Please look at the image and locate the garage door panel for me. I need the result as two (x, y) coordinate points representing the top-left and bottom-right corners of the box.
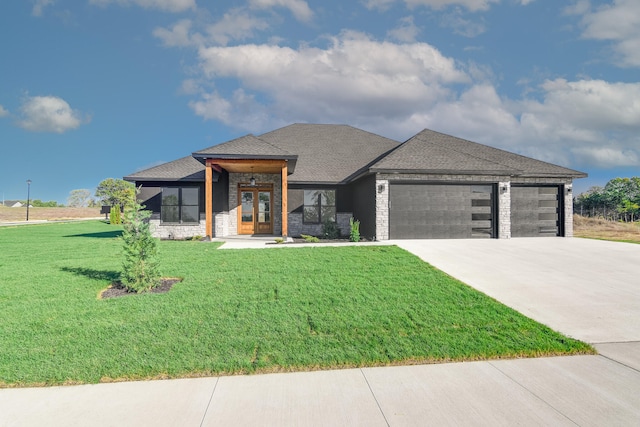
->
(389, 184), (495, 239)
(511, 186), (561, 237)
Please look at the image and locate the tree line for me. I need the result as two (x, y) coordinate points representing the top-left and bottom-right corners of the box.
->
(574, 177), (640, 222)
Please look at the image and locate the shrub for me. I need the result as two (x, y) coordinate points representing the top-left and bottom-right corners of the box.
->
(109, 206), (122, 225)
(121, 200), (160, 293)
(300, 234), (320, 243)
(322, 220), (340, 239)
(349, 217), (361, 242)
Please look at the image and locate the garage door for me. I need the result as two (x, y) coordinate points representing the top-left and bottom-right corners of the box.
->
(511, 186), (561, 237)
(389, 184), (495, 239)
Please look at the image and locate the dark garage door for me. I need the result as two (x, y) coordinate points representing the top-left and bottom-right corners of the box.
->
(511, 186), (561, 237)
(389, 184), (495, 239)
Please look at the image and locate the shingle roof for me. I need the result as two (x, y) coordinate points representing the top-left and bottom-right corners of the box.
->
(125, 125), (586, 184)
(258, 124), (401, 183)
(372, 129), (587, 178)
(124, 156), (206, 182)
(192, 134), (297, 160)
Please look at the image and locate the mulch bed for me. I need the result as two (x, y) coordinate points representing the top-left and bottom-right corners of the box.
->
(100, 278), (182, 299)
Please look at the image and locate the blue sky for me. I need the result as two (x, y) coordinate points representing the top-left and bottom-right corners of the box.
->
(1, 0), (638, 204)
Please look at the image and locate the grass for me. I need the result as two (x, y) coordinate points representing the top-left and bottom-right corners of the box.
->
(574, 215), (640, 244)
(0, 221), (593, 387)
(0, 206), (101, 222)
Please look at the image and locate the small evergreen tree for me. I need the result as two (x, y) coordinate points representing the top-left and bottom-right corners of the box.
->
(109, 206), (122, 225)
(121, 200), (160, 293)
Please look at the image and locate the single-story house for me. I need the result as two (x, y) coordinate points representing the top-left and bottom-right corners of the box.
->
(1, 201), (24, 208)
(125, 124), (586, 240)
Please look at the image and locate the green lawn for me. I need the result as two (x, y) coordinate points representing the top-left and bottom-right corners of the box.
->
(0, 221), (593, 387)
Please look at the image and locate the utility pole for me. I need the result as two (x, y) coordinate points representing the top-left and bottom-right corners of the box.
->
(26, 179), (32, 221)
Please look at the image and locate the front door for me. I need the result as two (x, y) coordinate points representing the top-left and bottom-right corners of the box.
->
(238, 187), (273, 235)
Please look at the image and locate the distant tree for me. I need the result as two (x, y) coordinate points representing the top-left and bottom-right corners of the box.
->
(95, 178), (135, 209)
(29, 200), (60, 207)
(575, 177), (640, 222)
(67, 189), (95, 208)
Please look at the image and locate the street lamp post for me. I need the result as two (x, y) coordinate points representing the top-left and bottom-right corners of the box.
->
(26, 179), (32, 221)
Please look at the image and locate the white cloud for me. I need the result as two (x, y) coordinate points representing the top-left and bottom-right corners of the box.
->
(387, 16), (420, 42)
(89, 0), (196, 13)
(206, 9), (270, 46)
(249, 0), (313, 22)
(0, 105), (9, 117)
(154, 11), (269, 48)
(577, 0), (640, 67)
(440, 7), (486, 37)
(153, 19), (196, 47)
(191, 31), (469, 131)
(18, 96), (88, 133)
(32, 0), (54, 17)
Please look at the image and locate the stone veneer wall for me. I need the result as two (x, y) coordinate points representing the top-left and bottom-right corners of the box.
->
(149, 213), (207, 239)
(228, 172), (282, 236)
(564, 183), (574, 237)
(498, 181), (511, 239)
(288, 212), (352, 237)
(375, 179), (389, 241)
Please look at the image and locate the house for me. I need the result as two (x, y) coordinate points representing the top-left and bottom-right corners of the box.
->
(1, 200), (24, 208)
(125, 124), (586, 240)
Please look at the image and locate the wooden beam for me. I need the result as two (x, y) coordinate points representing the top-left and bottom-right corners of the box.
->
(205, 163), (213, 238)
(281, 162), (288, 237)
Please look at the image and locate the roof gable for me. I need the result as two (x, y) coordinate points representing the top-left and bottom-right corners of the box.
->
(258, 124), (401, 183)
(192, 134), (296, 159)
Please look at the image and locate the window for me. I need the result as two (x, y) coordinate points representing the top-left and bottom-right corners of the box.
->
(304, 189), (336, 223)
(161, 187), (199, 224)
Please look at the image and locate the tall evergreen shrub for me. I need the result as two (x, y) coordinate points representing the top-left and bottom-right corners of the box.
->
(109, 206), (122, 225)
(121, 201), (160, 293)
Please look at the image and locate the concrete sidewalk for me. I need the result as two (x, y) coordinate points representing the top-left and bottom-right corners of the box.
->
(2, 237), (639, 426)
(1, 350), (639, 426)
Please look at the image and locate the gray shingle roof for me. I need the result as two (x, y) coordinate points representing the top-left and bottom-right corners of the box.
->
(372, 129), (587, 178)
(192, 134), (297, 159)
(125, 125), (586, 184)
(258, 124), (401, 183)
(124, 156), (206, 182)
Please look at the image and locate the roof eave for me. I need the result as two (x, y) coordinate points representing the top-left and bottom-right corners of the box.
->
(369, 168), (518, 176)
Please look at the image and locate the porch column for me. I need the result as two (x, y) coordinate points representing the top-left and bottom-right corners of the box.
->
(281, 162), (288, 236)
(205, 161), (213, 239)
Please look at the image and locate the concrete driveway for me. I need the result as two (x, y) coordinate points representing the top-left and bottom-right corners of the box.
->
(393, 237), (640, 345)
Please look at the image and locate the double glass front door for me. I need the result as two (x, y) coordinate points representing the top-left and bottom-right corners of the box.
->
(239, 187), (272, 234)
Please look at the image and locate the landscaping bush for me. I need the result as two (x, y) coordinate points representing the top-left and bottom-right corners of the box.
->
(121, 201), (160, 293)
(349, 217), (361, 242)
(109, 206), (122, 225)
(322, 220), (341, 239)
(300, 234), (320, 243)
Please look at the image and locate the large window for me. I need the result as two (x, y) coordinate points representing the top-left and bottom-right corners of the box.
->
(304, 189), (336, 223)
(161, 187), (199, 224)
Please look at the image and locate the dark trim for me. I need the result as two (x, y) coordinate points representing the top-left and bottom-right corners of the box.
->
(371, 168), (517, 176)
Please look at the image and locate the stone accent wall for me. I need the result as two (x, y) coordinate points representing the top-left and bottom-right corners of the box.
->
(498, 181), (511, 239)
(228, 172), (282, 236)
(564, 183), (574, 237)
(149, 213), (207, 240)
(214, 212), (229, 237)
(375, 179), (389, 240)
(288, 212), (352, 237)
